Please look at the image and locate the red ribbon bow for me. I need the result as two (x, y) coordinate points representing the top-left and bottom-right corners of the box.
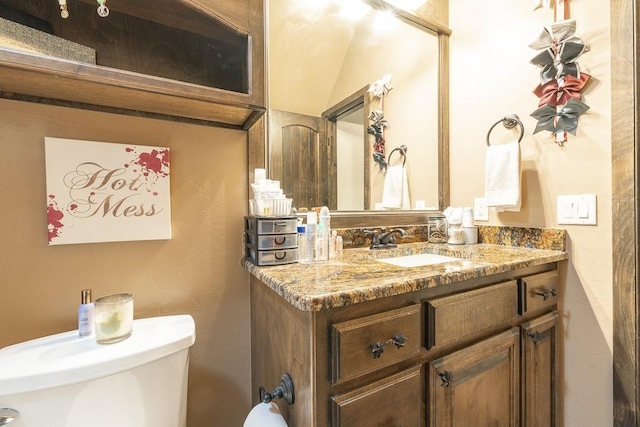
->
(533, 73), (591, 107)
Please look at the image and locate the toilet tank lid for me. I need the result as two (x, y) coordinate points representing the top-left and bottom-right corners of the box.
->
(0, 315), (196, 396)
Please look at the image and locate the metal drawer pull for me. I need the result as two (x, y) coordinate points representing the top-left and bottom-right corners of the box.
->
(439, 370), (452, 387)
(370, 334), (407, 359)
(0, 408), (19, 426)
(534, 288), (558, 301)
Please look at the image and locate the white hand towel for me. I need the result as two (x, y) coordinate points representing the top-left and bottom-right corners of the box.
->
(244, 402), (288, 427)
(484, 140), (521, 212)
(382, 165), (410, 210)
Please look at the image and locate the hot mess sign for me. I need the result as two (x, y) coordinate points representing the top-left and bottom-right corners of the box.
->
(45, 137), (171, 245)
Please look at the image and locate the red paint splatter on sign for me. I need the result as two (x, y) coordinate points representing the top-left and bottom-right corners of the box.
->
(134, 149), (170, 177)
(47, 197), (64, 243)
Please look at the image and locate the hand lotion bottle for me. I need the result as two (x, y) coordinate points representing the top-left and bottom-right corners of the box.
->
(78, 288), (94, 337)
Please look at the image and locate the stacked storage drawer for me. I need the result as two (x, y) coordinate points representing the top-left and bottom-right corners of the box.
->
(245, 216), (298, 265)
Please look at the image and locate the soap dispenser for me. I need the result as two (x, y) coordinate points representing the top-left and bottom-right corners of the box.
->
(78, 289), (94, 337)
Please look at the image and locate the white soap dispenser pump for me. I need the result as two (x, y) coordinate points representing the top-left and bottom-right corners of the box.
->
(78, 288), (94, 337)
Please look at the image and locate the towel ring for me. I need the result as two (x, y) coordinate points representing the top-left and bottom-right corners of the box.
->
(387, 145), (407, 168)
(486, 114), (524, 146)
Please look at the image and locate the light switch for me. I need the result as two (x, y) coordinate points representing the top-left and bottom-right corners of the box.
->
(577, 197), (589, 218)
(557, 194), (597, 225)
(561, 199), (575, 218)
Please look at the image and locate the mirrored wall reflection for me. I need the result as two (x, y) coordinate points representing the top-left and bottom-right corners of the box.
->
(268, 0), (440, 212)
(336, 106), (365, 211)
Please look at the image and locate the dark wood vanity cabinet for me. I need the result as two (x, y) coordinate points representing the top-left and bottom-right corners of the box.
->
(250, 263), (561, 427)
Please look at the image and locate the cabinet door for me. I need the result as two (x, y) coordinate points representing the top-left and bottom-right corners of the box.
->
(331, 365), (422, 427)
(428, 328), (520, 426)
(521, 311), (559, 427)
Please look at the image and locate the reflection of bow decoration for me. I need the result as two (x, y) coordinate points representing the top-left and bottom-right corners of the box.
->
(533, 73), (590, 107)
(531, 98), (589, 135)
(368, 74), (393, 98)
(368, 74), (393, 172)
(368, 110), (389, 172)
(367, 110), (389, 138)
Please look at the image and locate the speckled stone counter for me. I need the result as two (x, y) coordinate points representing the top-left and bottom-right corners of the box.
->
(243, 241), (568, 312)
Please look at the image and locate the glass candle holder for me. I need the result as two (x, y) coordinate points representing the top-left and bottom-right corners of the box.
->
(94, 293), (134, 344)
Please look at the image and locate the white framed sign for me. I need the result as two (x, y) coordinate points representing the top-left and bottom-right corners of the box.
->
(45, 137), (172, 245)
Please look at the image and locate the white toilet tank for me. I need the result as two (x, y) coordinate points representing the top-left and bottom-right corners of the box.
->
(0, 315), (196, 427)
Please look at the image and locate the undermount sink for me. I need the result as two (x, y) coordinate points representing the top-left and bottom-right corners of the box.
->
(377, 253), (464, 268)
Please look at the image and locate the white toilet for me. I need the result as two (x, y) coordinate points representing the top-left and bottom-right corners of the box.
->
(0, 315), (195, 427)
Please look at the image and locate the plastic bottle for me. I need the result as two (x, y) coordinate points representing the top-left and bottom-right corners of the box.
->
(315, 206), (329, 261)
(306, 212), (317, 261)
(297, 225), (307, 263)
(330, 230), (338, 258)
(78, 289), (94, 337)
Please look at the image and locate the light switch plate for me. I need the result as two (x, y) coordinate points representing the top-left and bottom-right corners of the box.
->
(557, 194), (597, 225)
(474, 198), (489, 221)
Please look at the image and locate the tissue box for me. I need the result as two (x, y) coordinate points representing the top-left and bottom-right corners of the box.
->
(249, 198), (292, 217)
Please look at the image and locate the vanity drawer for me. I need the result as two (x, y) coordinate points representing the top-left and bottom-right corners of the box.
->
(246, 233), (298, 250)
(425, 280), (518, 350)
(331, 365), (422, 427)
(331, 304), (421, 384)
(245, 247), (298, 266)
(517, 271), (559, 314)
(245, 216), (298, 235)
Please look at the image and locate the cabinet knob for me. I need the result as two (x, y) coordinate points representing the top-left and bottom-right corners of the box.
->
(370, 334), (407, 359)
(438, 370), (452, 387)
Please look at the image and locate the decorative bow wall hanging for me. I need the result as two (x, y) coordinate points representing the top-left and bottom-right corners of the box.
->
(531, 98), (589, 135)
(529, 0), (591, 146)
(367, 74), (393, 172)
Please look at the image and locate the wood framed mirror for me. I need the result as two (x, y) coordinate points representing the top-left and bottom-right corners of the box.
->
(249, 0), (450, 227)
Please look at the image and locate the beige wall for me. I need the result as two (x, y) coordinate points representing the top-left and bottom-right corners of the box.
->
(0, 99), (251, 427)
(449, 1), (612, 425)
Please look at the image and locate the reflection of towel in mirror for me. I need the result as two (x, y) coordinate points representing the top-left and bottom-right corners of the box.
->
(484, 140), (521, 212)
(382, 165), (410, 210)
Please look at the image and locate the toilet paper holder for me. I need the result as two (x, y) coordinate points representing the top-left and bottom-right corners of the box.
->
(259, 374), (295, 405)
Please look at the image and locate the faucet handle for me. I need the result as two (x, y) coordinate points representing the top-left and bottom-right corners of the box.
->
(364, 229), (381, 249)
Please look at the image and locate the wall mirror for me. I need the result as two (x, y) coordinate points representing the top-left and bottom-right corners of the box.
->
(264, 0), (450, 227)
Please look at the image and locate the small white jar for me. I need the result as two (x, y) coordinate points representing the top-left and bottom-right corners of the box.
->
(448, 222), (465, 245)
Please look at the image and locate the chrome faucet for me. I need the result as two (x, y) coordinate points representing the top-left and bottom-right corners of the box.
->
(367, 228), (408, 249)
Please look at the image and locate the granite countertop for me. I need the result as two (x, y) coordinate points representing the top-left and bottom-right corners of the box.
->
(243, 242), (568, 312)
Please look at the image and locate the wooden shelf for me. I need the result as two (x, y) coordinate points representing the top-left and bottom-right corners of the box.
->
(0, 0), (266, 130)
